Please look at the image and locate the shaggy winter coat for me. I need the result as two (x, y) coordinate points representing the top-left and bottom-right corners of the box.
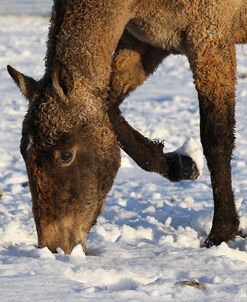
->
(8, 0), (247, 253)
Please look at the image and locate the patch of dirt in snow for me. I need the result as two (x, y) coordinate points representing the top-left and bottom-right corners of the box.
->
(176, 279), (207, 290)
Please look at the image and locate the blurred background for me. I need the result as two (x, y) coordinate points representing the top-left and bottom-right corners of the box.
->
(0, 0), (52, 16)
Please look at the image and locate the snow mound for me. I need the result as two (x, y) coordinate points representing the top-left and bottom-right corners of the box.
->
(70, 244), (86, 258)
(119, 225), (153, 244)
(211, 242), (247, 264)
(34, 247), (55, 259)
(176, 138), (204, 176)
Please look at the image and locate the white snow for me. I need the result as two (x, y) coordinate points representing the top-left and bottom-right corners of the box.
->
(1, 16), (247, 302)
(176, 137), (204, 176)
(70, 244), (86, 259)
(119, 225), (153, 244)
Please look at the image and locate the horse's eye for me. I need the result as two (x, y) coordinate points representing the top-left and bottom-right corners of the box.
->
(55, 150), (75, 166)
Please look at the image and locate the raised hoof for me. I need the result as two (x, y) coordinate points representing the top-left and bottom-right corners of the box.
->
(166, 152), (200, 182)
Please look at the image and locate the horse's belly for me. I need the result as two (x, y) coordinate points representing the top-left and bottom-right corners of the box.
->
(126, 19), (182, 51)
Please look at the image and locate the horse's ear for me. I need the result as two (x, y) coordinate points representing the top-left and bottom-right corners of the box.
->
(52, 61), (73, 104)
(7, 65), (37, 100)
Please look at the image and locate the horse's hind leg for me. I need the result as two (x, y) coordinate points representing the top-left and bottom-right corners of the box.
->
(187, 39), (239, 246)
(108, 30), (199, 181)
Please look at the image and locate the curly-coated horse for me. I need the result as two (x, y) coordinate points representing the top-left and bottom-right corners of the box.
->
(8, 0), (246, 253)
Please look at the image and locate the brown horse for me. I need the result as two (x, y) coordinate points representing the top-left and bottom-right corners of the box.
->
(8, 0), (246, 253)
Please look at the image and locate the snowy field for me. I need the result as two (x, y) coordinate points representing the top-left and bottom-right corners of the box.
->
(1, 16), (247, 301)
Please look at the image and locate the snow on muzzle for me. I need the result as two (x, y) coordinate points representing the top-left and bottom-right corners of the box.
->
(37, 216), (87, 255)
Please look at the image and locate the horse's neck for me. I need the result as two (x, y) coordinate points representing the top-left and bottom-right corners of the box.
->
(45, 0), (130, 91)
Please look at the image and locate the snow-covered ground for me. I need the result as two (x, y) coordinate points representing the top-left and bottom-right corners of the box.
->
(1, 16), (247, 301)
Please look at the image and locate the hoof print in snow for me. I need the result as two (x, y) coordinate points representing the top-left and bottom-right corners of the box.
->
(176, 280), (207, 290)
(0, 190), (3, 198)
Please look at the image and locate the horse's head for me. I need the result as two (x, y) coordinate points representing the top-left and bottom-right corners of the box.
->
(8, 64), (120, 254)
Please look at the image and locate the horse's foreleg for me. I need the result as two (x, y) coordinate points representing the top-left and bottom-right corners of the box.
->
(188, 41), (239, 247)
(108, 30), (199, 181)
(109, 30), (166, 107)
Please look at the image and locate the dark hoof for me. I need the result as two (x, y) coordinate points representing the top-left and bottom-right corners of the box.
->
(165, 152), (200, 182)
(201, 236), (224, 248)
(201, 226), (239, 248)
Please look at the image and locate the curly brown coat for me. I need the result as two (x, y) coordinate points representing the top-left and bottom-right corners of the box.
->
(8, 0), (247, 253)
